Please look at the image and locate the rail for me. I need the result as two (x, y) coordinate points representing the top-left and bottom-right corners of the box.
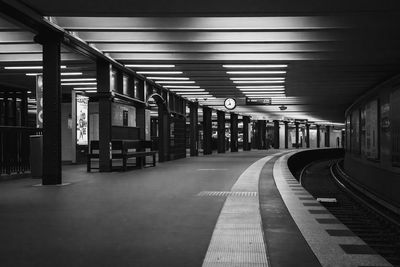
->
(0, 126), (42, 175)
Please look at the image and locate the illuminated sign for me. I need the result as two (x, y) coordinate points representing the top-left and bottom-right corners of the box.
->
(76, 95), (89, 145)
(36, 75), (43, 128)
(245, 98), (271, 105)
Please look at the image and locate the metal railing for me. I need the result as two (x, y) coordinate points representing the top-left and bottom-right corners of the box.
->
(0, 126), (42, 175)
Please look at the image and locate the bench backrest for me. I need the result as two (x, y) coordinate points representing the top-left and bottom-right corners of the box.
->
(89, 140), (153, 153)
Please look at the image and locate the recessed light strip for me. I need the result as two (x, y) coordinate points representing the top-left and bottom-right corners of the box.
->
(169, 89), (205, 92)
(227, 71), (286, 74)
(137, 71), (182, 74)
(223, 64), (287, 68)
(164, 85), (200, 89)
(233, 81), (285, 84)
(230, 77), (285, 81)
(156, 81), (195, 84)
(61, 78), (96, 82)
(5, 65), (67, 70)
(148, 77), (189, 80)
(74, 87), (97, 90)
(26, 72), (83, 76)
(237, 85), (285, 89)
(61, 82), (97, 86)
(176, 92), (211, 95)
(125, 64), (175, 68)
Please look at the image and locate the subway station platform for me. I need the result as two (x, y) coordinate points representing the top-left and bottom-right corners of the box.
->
(0, 150), (391, 267)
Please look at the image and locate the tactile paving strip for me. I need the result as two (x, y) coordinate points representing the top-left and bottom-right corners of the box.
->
(202, 153), (286, 267)
(197, 191), (258, 197)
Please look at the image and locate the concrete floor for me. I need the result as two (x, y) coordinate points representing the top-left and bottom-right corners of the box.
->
(0, 150), (277, 267)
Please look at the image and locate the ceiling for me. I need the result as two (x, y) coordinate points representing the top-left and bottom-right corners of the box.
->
(2, 0), (400, 124)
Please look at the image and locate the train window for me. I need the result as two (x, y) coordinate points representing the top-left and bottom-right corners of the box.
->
(364, 100), (379, 160)
(345, 115), (351, 151)
(390, 89), (400, 167)
(351, 109), (361, 155)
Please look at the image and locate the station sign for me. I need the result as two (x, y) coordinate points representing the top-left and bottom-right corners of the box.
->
(245, 97), (271, 105)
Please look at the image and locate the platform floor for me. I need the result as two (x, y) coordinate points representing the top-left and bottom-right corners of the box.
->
(0, 150), (390, 267)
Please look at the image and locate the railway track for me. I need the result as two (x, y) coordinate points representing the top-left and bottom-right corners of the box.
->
(300, 159), (400, 267)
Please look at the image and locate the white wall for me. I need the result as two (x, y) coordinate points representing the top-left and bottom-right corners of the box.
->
(330, 130), (342, 148)
(309, 129), (317, 148)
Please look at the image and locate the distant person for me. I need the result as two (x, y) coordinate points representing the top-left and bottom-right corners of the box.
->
(336, 137), (340, 147)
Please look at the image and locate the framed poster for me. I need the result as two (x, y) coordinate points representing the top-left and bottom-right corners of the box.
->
(76, 95), (89, 145)
(36, 75), (43, 128)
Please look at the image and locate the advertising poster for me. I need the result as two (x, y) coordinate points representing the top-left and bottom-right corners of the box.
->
(36, 75), (43, 128)
(76, 95), (89, 145)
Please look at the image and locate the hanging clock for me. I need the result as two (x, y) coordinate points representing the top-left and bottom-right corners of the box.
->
(224, 98), (236, 110)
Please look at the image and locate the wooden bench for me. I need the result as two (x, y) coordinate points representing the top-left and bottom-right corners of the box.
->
(87, 140), (157, 172)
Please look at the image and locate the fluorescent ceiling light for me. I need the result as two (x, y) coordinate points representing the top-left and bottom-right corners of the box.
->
(223, 64), (288, 68)
(169, 89), (205, 92)
(148, 77), (189, 80)
(26, 72), (83, 76)
(187, 96), (216, 99)
(137, 71), (182, 74)
(164, 85), (200, 89)
(125, 64), (175, 68)
(233, 81), (285, 84)
(156, 81), (195, 84)
(5, 65), (66, 70)
(75, 90), (97, 93)
(61, 72), (83, 76)
(241, 91), (285, 94)
(61, 82), (97, 86)
(245, 94), (286, 97)
(74, 87), (97, 90)
(227, 71), (286, 74)
(61, 78), (96, 82)
(245, 91), (286, 94)
(237, 85), (285, 89)
(176, 92), (211, 95)
(230, 77), (285, 81)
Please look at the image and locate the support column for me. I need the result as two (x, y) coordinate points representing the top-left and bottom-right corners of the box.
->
(203, 107), (212, 155)
(37, 34), (62, 184)
(256, 120), (266, 149)
(217, 110), (225, 153)
(306, 123), (310, 148)
(243, 116), (251, 151)
(295, 122), (299, 148)
(273, 120), (280, 149)
(255, 121), (261, 149)
(284, 121), (289, 149)
(97, 59), (113, 172)
(230, 113), (238, 152)
(158, 104), (170, 162)
(189, 102), (199, 156)
(21, 91), (28, 126)
(316, 125), (321, 148)
(325, 125), (331, 147)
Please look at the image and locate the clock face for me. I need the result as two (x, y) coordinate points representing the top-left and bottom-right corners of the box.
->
(224, 98), (236, 110)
